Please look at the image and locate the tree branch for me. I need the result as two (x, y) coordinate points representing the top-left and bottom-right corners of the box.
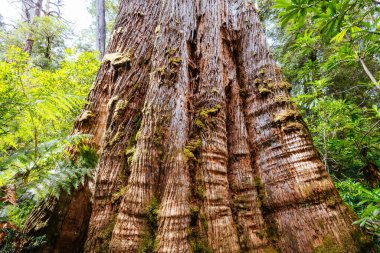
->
(359, 57), (380, 91)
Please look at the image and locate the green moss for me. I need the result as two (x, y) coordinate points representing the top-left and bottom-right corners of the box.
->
(188, 231), (213, 253)
(138, 197), (160, 253)
(254, 78), (262, 85)
(282, 122), (304, 133)
(184, 139), (202, 160)
(352, 229), (373, 251)
(266, 225), (278, 244)
(111, 187), (127, 203)
(133, 82), (141, 89)
(107, 96), (119, 110)
(156, 65), (167, 75)
(156, 56), (182, 87)
(115, 99), (126, 112)
(190, 205), (200, 227)
(166, 48), (177, 56)
(145, 197), (159, 230)
(312, 236), (345, 253)
(254, 176), (266, 206)
(274, 95), (290, 103)
(258, 85), (271, 95)
(259, 68), (266, 75)
(99, 215), (117, 253)
(239, 88), (249, 98)
(153, 129), (163, 146)
(277, 81), (292, 90)
(138, 231), (159, 253)
(198, 213), (207, 232)
(256, 230), (266, 239)
(196, 182), (205, 200)
(168, 57), (182, 66)
(103, 51), (133, 67)
(188, 217), (213, 253)
(184, 147), (196, 160)
(122, 113), (142, 171)
(263, 246), (278, 253)
(135, 130), (142, 140)
(274, 109), (300, 123)
(188, 206), (212, 253)
(199, 104), (222, 119)
(264, 78), (273, 83)
(268, 81), (292, 90)
(125, 147), (135, 160)
(113, 99), (127, 118)
(110, 131), (123, 146)
(194, 118), (205, 129)
(79, 110), (94, 123)
(326, 195), (339, 208)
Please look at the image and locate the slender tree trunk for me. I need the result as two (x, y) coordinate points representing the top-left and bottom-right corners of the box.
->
(96, 0), (106, 59)
(22, 0), (44, 55)
(25, 1), (373, 252)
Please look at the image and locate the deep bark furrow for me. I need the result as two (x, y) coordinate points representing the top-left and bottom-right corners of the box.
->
(193, 3), (241, 252)
(84, 1), (161, 251)
(225, 73), (269, 252)
(111, 1), (198, 251)
(237, 4), (362, 252)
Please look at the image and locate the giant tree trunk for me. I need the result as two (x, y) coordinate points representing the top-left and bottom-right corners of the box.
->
(24, 1), (372, 252)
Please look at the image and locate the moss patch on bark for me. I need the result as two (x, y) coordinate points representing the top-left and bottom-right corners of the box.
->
(99, 215), (117, 253)
(78, 110), (94, 123)
(138, 197), (160, 253)
(103, 51), (134, 68)
(274, 109), (300, 123)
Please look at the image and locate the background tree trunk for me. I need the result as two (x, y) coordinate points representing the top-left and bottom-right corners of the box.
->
(96, 0), (106, 59)
(25, 1), (373, 252)
(22, 0), (44, 55)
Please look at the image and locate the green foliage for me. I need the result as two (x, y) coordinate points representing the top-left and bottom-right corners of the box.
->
(0, 227), (47, 253)
(336, 179), (380, 238)
(85, 0), (120, 48)
(0, 16), (70, 67)
(297, 96), (380, 175)
(0, 46), (99, 228)
(256, 0), (380, 177)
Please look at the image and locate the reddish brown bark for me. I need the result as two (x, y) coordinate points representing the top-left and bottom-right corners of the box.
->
(24, 1), (373, 253)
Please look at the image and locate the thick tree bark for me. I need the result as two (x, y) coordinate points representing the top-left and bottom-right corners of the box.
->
(96, 0), (106, 58)
(25, 1), (373, 252)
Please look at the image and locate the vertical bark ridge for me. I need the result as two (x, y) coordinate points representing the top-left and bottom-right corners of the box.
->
(110, 1), (197, 251)
(84, 1), (161, 251)
(224, 35), (270, 252)
(193, 1), (240, 251)
(154, 1), (197, 252)
(237, 3), (363, 252)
